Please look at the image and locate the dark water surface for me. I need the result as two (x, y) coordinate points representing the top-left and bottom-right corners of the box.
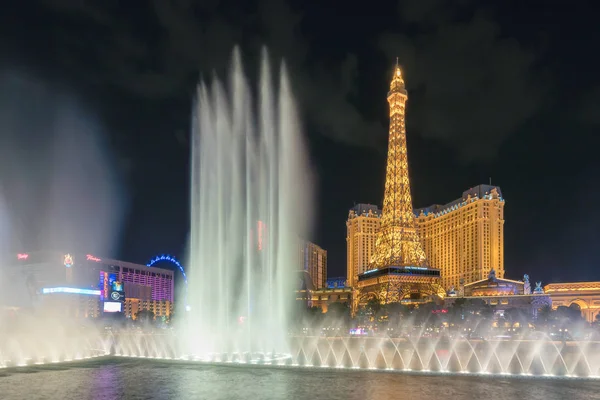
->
(1, 358), (598, 400)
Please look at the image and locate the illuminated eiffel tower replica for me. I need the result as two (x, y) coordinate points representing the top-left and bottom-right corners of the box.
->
(356, 61), (445, 309)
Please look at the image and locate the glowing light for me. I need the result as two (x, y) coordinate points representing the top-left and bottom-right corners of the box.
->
(103, 301), (122, 312)
(86, 254), (101, 262)
(64, 254), (73, 268)
(17, 253), (29, 260)
(147, 254), (187, 282)
(257, 220), (265, 251)
(147, 254), (188, 307)
(42, 287), (101, 296)
(359, 60), (444, 305)
(371, 62), (427, 270)
(103, 272), (109, 299)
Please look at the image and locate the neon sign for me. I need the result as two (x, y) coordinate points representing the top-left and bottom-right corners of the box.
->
(103, 272), (109, 299)
(147, 254), (187, 283)
(257, 220), (265, 251)
(42, 287), (101, 296)
(64, 254), (73, 268)
(86, 254), (101, 262)
(17, 253), (29, 260)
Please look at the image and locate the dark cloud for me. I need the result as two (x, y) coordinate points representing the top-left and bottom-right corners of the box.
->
(577, 86), (600, 126)
(379, 2), (550, 160)
(2, 1), (584, 161)
(5, 0), (383, 150)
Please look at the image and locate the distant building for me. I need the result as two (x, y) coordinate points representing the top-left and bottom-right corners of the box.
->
(354, 63), (445, 311)
(326, 277), (347, 289)
(347, 186), (505, 293)
(299, 241), (327, 289)
(38, 289), (102, 319)
(346, 204), (381, 288)
(296, 271), (352, 313)
(415, 184), (505, 290)
(544, 281), (600, 323)
(6, 251), (174, 320)
(445, 271), (551, 318)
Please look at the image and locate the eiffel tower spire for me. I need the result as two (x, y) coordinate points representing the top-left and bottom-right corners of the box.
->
(370, 62), (427, 269)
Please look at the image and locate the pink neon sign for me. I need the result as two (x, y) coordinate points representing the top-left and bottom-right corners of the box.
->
(17, 253), (29, 260)
(86, 254), (101, 262)
(257, 221), (265, 251)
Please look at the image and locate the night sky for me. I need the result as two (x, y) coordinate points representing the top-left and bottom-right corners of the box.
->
(1, 1), (599, 283)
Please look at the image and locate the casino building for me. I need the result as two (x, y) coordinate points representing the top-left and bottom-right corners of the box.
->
(415, 185), (505, 291)
(347, 186), (506, 294)
(5, 252), (174, 320)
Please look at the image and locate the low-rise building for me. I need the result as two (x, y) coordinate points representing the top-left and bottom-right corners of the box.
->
(544, 281), (600, 323)
(296, 271), (353, 313)
(444, 270), (551, 318)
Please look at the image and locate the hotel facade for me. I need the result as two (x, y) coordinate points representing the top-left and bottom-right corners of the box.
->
(544, 281), (600, 323)
(296, 239), (328, 290)
(346, 204), (381, 288)
(5, 251), (174, 320)
(415, 184), (505, 290)
(346, 185), (505, 292)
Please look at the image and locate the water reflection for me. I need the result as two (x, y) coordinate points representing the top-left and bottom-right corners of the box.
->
(1, 359), (599, 400)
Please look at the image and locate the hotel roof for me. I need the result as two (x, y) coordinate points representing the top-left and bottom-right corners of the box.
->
(349, 203), (381, 216)
(350, 185), (504, 219)
(414, 184), (504, 217)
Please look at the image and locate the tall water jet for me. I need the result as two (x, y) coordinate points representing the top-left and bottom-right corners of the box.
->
(185, 47), (313, 358)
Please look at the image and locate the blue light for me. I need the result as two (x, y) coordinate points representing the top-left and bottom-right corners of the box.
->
(364, 269), (378, 274)
(147, 254), (187, 281)
(405, 266), (428, 271)
(42, 287), (101, 296)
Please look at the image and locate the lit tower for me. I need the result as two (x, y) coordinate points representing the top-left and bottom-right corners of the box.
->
(370, 60), (426, 269)
(355, 61), (443, 311)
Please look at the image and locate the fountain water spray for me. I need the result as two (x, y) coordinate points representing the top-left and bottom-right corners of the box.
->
(0, 71), (124, 367)
(184, 47), (313, 360)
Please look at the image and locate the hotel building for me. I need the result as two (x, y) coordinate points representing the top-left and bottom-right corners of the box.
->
(346, 185), (505, 292)
(415, 184), (505, 290)
(299, 240), (327, 289)
(6, 252), (174, 320)
(346, 204), (381, 288)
